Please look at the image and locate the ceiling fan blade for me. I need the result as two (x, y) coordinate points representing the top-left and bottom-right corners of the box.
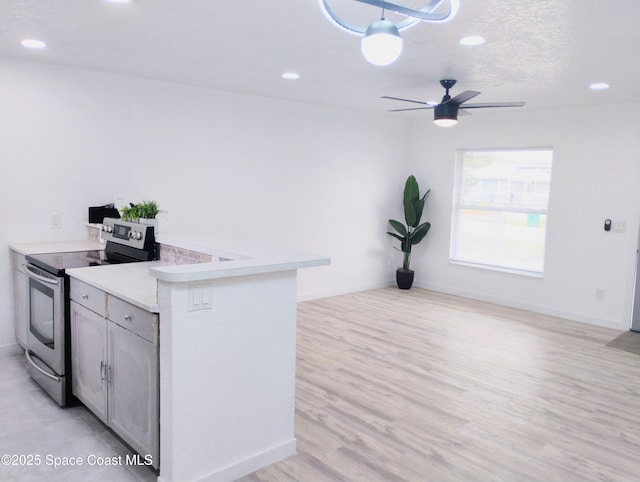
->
(381, 96), (431, 106)
(388, 107), (434, 112)
(446, 90), (481, 105)
(460, 102), (526, 109)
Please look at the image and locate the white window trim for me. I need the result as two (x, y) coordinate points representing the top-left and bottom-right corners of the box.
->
(449, 147), (553, 277)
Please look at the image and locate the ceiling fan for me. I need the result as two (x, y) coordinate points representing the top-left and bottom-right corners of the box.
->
(382, 79), (525, 127)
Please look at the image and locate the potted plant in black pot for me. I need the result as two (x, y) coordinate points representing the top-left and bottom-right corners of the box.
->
(387, 175), (431, 289)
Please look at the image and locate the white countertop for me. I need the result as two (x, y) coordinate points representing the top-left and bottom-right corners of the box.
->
(10, 239), (105, 256)
(151, 233), (330, 283)
(13, 233), (329, 306)
(66, 262), (168, 313)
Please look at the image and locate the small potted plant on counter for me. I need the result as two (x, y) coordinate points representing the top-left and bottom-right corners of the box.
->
(120, 204), (140, 222)
(120, 200), (162, 231)
(137, 200), (161, 224)
(387, 175), (431, 290)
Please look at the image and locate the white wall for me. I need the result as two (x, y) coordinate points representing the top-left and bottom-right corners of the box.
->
(2, 56), (638, 351)
(0, 57), (412, 349)
(408, 104), (640, 329)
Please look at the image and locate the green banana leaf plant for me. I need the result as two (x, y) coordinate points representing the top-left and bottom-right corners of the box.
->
(387, 175), (431, 271)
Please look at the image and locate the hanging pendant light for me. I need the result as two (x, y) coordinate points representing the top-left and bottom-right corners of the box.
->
(361, 17), (403, 66)
(319, 0), (460, 66)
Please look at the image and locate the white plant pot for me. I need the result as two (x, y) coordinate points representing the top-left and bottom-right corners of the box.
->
(138, 218), (159, 233)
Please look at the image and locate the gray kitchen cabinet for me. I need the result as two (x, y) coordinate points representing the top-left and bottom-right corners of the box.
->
(11, 250), (28, 349)
(70, 301), (108, 423)
(107, 321), (158, 466)
(70, 278), (159, 468)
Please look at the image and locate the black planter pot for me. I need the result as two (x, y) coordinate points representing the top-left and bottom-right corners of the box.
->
(396, 269), (414, 290)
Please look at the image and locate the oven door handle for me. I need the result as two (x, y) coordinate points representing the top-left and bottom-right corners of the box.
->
(25, 350), (61, 382)
(24, 264), (60, 286)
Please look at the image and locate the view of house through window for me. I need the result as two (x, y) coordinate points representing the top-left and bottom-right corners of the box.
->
(450, 148), (553, 275)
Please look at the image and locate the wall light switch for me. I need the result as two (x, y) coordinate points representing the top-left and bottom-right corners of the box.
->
(612, 221), (627, 234)
(188, 284), (213, 311)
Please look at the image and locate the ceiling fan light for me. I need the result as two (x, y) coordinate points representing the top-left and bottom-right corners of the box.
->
(434, 102), (459, 127)
(361, 20), (403, 66)
(434, 118), (458, 127)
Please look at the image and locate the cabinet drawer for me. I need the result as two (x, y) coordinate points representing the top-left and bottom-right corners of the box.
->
(70, 278), (107, 317)
(107, 296), (158, 345)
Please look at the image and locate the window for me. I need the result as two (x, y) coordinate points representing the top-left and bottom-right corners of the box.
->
(450, 148), (553, 276)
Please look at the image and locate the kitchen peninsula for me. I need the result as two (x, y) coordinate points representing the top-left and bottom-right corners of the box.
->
(71, 232), (329, 482)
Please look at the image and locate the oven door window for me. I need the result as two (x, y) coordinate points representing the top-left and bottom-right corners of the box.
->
(30, 279), (56, 348)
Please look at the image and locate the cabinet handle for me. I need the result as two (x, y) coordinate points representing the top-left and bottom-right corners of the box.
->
(100, 361), (105, 383)
(124, 314), (133, 322)
(107, 365), (112, 385)
(82, 294), (89, 300)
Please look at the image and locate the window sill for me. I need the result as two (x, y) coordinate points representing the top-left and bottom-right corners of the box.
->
(449, 259), (544, 278)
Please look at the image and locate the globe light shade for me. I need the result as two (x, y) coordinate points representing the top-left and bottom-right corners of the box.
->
(361, 19), (403, 66)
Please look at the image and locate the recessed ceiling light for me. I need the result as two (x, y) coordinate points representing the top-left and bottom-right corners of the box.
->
(589, 82), (610, 90)
(282, 72), (300, 80)
(21, 39), (47, 49)
(459, 36), (485, 46)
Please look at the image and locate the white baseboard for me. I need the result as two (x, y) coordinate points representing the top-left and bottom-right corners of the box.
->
(157, 439), (296, 482)
(415, 280), (626, 330)
(297, 280), (392, 302)
(0, 342), (22, 358)
(296, 277), (626, 330)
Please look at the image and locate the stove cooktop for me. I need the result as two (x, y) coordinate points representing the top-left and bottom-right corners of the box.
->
(25, 250), (118, 276)
(26, 220), (157, 277)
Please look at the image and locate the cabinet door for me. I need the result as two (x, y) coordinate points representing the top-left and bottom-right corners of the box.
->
(107, 322), (159, 467)
(70, 301), (108, 423)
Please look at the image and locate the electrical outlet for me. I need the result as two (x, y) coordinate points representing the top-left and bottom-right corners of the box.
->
(595, 289), (605, 301)
(51, 213), (62, 229)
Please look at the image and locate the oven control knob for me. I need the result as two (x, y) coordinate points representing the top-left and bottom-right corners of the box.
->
(135, 231), (142, 240)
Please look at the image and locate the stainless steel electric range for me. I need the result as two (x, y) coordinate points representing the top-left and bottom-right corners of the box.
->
(23, 218), (157, 406)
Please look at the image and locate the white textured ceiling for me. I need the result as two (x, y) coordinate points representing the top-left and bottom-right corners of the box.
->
(2, 0), (640, 116)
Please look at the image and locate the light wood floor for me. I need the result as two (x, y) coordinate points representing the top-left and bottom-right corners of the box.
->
(241, 287), (640, 482)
